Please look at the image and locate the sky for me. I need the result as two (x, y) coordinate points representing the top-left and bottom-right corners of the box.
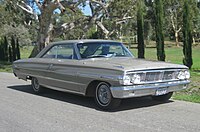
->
(32, 1), (92, 16)
(80, 3), (92, 16)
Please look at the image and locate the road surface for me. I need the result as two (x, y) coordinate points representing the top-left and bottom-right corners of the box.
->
(0, 72), (200, 132)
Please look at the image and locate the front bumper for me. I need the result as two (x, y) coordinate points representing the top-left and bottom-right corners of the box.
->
(110, 80), (190, 98)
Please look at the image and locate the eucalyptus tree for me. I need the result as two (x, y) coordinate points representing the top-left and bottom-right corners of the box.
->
(105, 0), (137, 39)
(164, 0), (200, 47)
(6, 0), (115, 57)
(190, 0), (200, 44)
(164, 0), (184, 47)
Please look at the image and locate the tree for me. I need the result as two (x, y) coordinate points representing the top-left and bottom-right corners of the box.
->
(155, 0), (165, 61)
(165, 0), (184, 47)
(137, 0), (145, 58)
(8, 46), (12, 62)
(104, 0), (137, 39)
(11, 36), (16, 61)
(16, 38), (21, 60)
(7, 0), (116, 57)
(182, 0), (193, 69)
(0, 36), (9, 61)
(0, 41), (4, 61)
(3, 36), (8, 61)
(7, 0), (140, 57)
(144, 0), (155, 44)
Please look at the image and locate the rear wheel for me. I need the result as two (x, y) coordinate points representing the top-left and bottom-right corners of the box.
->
(94, 82), (121, 110)
(31, 77), (44, 94)
(151, 92), (173, 102)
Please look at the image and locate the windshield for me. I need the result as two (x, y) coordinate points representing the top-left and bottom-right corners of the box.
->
(77, 42), (133, 59)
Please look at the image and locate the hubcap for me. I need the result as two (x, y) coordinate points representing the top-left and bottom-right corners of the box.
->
(97, 84), (111, 105)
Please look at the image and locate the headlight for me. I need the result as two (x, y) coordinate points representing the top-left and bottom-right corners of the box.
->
(119, 75), (132, 85)
(177, 70), (190, 80)
(119, 74), (142, 85)
(131, 74), (141, 84)
(177, 71), (185, 80)
(185, 70), (190, 79)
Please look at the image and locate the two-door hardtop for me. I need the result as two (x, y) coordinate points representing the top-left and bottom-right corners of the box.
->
(13, 40), (190, 109)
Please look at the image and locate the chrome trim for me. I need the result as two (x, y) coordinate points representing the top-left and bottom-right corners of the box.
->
(14, 70), (85, 87)
(78, 73), (119, 81)
(41, 84), (84, 95)
(126, 68), (187, 74)
(110, 80), (190, 98)
(34, 74), (85, 86)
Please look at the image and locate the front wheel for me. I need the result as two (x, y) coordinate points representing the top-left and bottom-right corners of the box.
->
(94, 82), (121, 110)
(151, 92), (173, 102)
(31, 77), (44, 94)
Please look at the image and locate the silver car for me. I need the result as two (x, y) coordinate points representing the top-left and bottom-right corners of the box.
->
(13, 40), (190, 110)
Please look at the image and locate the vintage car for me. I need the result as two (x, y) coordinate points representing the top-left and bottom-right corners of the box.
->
(13, 40), (190, 110)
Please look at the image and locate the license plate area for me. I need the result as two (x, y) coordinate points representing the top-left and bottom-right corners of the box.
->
(155, 88), (168, 96)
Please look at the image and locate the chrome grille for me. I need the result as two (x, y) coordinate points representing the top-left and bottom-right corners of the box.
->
(128, 69), (180, 84)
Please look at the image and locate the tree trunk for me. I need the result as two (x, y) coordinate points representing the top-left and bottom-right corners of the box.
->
(175, 31), (179, 47)
(11, 36), (16, 61)
(29, 5), (55, 58)
(192, 36), (195, 45)
(4, 36), (8, 61)
(16, 38), (21, 60)
(8, 46), (13, 62)
(137, 0), (145, 58)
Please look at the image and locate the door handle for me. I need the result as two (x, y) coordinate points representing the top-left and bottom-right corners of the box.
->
(48, 64), (53, 70)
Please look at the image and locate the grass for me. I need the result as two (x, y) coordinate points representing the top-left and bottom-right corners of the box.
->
(20, 46), (34, 59)
(0, 61), (12, 72)
(130, 46), (200, 69)
(173, 93), (200, 103)
(0, 43), (200, 103)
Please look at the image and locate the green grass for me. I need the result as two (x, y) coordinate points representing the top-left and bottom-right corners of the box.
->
(173, 93), (200, 103)
(130, 46), (200, 69)
(20, 46), (33, 59)
(0, 61), (12, 72)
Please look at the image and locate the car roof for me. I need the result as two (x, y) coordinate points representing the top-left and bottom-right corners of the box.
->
(51, 39), (120, 45)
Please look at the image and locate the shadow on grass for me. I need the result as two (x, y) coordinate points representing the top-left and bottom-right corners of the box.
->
(7, 84), (173, 112)
(193, 69), (200, 72)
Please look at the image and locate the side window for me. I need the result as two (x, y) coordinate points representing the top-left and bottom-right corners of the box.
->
(42, 44), (76, 59)
(42, 46), (58, 58)
(109, 45), (124, 56)
(57, 45), (74, 59)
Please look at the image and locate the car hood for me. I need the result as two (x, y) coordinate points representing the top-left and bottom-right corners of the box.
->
(81, 57), (188, 71)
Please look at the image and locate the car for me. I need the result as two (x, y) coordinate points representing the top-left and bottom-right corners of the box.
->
(13, 39), (190, 110)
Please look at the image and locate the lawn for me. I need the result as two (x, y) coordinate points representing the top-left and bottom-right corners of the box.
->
(0, 44), (200, 103)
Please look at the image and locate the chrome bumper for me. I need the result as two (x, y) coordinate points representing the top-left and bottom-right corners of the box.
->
(110, 80), (190, 99)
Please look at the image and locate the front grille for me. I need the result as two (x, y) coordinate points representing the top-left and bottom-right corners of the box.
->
(128, 69), (180, 84)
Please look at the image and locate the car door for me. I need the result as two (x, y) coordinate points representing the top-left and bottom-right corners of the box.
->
(41, 44), (80, 92)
